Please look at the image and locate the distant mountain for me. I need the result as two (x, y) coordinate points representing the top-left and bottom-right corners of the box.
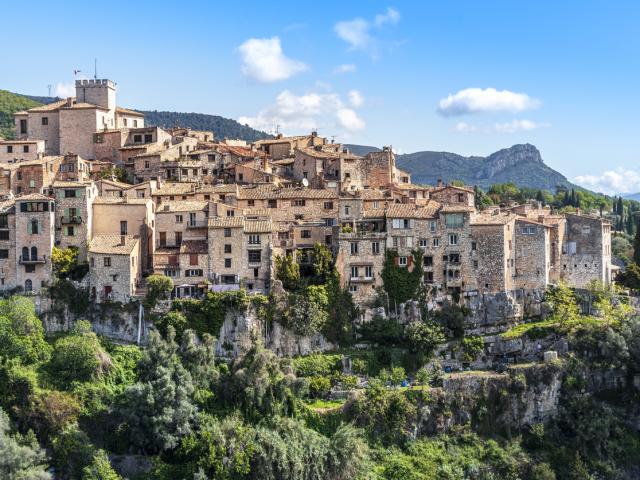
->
(2, 92), (272, 143)
(394, 144), (574, 191)
(622, 192), (640, 202)
(345, 144), (381, 156)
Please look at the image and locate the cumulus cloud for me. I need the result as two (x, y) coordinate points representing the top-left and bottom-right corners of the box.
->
(238, 89), (365, 135)
(334, 64), (357, 74)
(54, 82), (75, 97)
(334, 7), (400, 56)
(237, 37), (307, 83)
(575, 168), (640, 195)
(438, 88), (540, 116)
(348, 89), (364, 107)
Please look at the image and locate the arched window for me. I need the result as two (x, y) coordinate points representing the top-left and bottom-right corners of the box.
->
(24, 279), (32, 293)
(30, 246), (37, 260)
(21, 247), (28, 261)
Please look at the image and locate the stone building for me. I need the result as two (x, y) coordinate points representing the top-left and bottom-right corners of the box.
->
(88, 235), (141, 303)
(52, 181), (98, 260)
(15, 194), (55, 294)
(0, 139), (45, 164)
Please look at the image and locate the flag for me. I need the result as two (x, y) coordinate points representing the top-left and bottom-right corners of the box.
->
(74, 69), (81, 75)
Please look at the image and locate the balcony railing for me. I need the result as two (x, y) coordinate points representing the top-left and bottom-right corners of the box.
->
(349, 275), (374, 283)
(19, 255), (46, 264)
(61, 216), (82, 224)
(186, 220), (208, 229)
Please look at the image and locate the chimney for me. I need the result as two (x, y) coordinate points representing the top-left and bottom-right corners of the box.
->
(120, 235), (126, 246)
(66, 97), (74, 108)
(437, 178), (443, 188)
(311, 130), (317, 137)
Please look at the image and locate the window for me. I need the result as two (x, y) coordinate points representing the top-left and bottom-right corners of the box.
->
(186, 269), (203, 277)
(159, 232), (166, 246)
(224, 244), (232, 254)
(268, 199), (277, 208)
(372, 241), (380, 255)
(175, 214), (183, 223)
(0, 249), (7, 259)
(23, 145), (29, 153)
(248, 234), (260, 245)
(189, 254), (198, 266)
(145, 161), (150, 169)
(144, 134), (152, 143)
(433, 238), (440, 247)
(248, 250), (261, 263)
(473, 260), (479, 269)
(323, 218), (335, 227)
(226, 210), (235, 217)
(301, 230), (311, 239)
(293, 199), (306, 207)
(471, 241), (477, 251)
(17, 171), (22, 181)
(28, 219), (39, 235)
(521, 225), (537, 235)
(133, 134), (142, 143)
(581, 226), (591, 235)
(175, 232), (182, 246)
(29, 180), (35, 188)
(324, 201), (334, 210)
(224, 258), (232, 268)
(424, 256), (433, 266)
(224, 228), (231, 237)
(365, 265), (373, 278)
(20, 119), (27, 134)
(66, 226), (74, 236)
(424, 271), (434, 283)
(344, 206), (351, 215)
(350, 242), (359, 255)
(429, 221), (437, 232)
(6, 146), (12, 153)
(294, 214), (304, 220)
(398, 256), (408, 266)
(444, 213), (464, 228)
(349, 284), (358, 293)
(392, 218), (412, 229)
(133, 120), (138, 127)
(254, 268), (259, 278)
(24, 279), (32, 292)
(351, 266), (359, 279)
(448, 253), (460, 264)
(457, 193), (464, 202)
(448, 233), (458, 246)
(120, 221), (127, 235)
(104, 257), (111, 267)
(419, 239), (428, 247)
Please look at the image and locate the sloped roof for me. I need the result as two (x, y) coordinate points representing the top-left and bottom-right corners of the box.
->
(89, 234), (139, 255)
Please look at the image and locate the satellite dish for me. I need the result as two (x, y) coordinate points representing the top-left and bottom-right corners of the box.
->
(301, 178), (309, 187)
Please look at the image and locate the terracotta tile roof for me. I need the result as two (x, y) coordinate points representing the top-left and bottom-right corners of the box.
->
(93, 197), (150, 205)
(97, 179), (132, 189)
(0, 199), (16, 212)
(89, 234), (139, 255)
(180, 240), (208, 254)
(515, 217), (550, 227)
(153, 183), (197, 196)
(386, 202), (441, 219)
(157, 200), (208, 213)
(52, 181), (92, 188)
(198, 184), (239, 194)
(239, 185), (337, 200)
(116, 106), (144, 117)
(254, 135), (307, 145)
(208, 216), (244, 228)
(62, 102), (106, 111)
(17, 193), (52, 201)
(470, 212), (517, 225)
(27, 99), (68, 112)
(431, 185), (475, 194)
(440, 204), (475, 213)
(244, 220), (273, 233)
(298, 146), (360, 160)
(242, 208), (270, 217)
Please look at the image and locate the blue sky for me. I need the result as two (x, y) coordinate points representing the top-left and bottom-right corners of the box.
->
(2, 0), (640, 194)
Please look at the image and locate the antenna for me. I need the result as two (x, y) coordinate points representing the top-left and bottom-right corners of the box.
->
(94, 58), (97, 80)
(47, 85), (52, 97)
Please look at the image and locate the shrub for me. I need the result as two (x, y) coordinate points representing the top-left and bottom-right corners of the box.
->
(309, 376), (332, 398)
(144, 275), (174, 309)
(292, 354), (342, 377)
(460, 336), (484, 362)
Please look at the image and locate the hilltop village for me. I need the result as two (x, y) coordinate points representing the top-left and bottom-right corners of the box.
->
(0, 79), (612, 307)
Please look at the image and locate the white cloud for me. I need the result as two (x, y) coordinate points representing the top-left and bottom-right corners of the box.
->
(493, 119), (550, 133)
(375, 7), (400, 27)
(54, 82), (75, 97)
(348, 89), (364, 107)
(237, 36), (307, 83)
(575, 168), (640, 195)
(453, 119), (549, 134)
(238, 89), (365, 136)
(337, 108), (365, 131)
(334, 64), (357, 74)
(438, 88), (540, 116)
(454, 122), (478, 133)
(334, 7), (400, 56)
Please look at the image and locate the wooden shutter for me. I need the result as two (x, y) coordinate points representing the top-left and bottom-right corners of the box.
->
(190, 254), (198, 266)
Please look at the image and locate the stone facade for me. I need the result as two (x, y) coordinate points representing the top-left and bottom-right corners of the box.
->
(88, 234), (141, 303)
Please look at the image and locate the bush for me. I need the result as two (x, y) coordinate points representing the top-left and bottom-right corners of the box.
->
(144, 275), (174, 309)
(0, 296), (51, 365)
(292, 354), (342, 377)
(309, 376), (332, 398)
(460, 336), (484, 362)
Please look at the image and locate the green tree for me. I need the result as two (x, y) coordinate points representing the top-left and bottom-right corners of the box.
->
(326, 423), (370, 480)
(144, 274), (174, 309)
(404, 321), (445, 356)
(0, 297), (51, 365)
(275, 253), (300, 291)
(0, 407), (51, 480)
(48, 321), (112, 387)
(120, 329), (196, 454)
(311, 243), (334, 283)
(546, 281), (580, 326)
(287, 288), (329, 336)
(634, 218), (640, 264)
(81, 450), (122, 480)
(460, 335), (484, 362)
(52, 246), (79, 278)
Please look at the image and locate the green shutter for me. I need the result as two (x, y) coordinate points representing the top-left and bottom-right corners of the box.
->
(64, 208), (69, 218)
(27, 221), (32, 235)
(76, 189), (83, 198)
(39, 221), (43, 234)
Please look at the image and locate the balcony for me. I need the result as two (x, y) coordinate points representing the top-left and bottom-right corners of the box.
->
(61, 216), (83, 224)
(349, 276), (374, 283)
(186, 220), (208, 229)
(19, 255), (46, 264)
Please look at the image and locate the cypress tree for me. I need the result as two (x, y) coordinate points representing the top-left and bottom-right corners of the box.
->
(634, 217), (640, 264)
(627, 212), (635, 236)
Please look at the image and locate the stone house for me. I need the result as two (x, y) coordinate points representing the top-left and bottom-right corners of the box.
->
(52, 181), (98, 261)
(0, 139), (45, 164)
(254, 132), (325, 160)
(88, 234), (141, 303)
(0, 199), (17, 291)
(15, 194), (55, 294)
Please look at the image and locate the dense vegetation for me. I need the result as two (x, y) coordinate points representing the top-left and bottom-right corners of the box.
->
(0, 90), (41, 139)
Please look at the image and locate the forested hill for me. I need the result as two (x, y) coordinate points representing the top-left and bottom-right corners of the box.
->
(140, 110), (271, 142)
(1, 91), (272, 143)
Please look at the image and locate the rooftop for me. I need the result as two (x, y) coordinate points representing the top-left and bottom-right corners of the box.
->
(89, 235), (139, 255)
